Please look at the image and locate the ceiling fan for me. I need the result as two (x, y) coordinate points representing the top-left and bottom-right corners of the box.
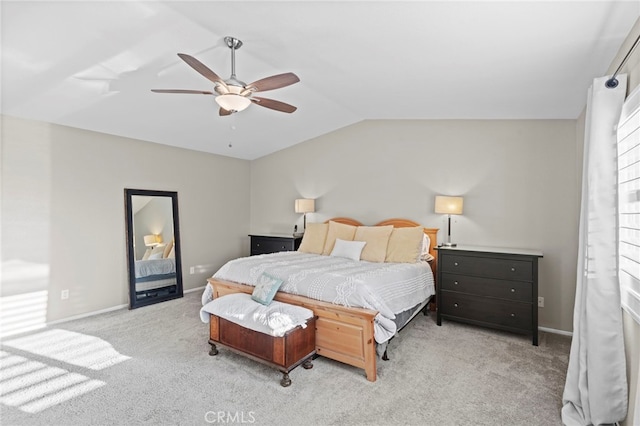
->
(151, 36), (299, 116)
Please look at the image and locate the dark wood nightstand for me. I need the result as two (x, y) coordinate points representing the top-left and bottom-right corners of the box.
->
(249, 234), (302, 256)
(436, 245), (543, 345)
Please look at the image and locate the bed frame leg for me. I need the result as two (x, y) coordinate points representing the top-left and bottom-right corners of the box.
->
(280, 373), (291, 387)
(208, 343), (218, 356)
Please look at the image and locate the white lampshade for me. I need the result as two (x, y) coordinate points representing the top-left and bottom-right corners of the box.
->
(144, 234), (162, 247)
(215, 94), (251, 112)
(144, 235), (157, 247)
(295, 199), (315, 214)
(435, 196), (464, 215)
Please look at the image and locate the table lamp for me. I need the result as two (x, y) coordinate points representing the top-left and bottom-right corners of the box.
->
(435, 195), (464, 247)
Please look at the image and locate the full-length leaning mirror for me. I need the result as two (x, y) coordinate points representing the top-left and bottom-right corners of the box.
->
(125, 189), (183, 309)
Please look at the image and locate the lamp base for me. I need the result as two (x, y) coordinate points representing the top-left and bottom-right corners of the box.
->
(442, 242), (457, 247)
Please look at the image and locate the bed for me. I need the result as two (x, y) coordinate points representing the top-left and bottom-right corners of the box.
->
(203, 218), (438, 382)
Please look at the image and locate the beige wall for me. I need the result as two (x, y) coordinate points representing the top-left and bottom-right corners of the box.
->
(607, 17), (640, 426)
(250, 118), (578, 332)
(1, 115), (251, 323)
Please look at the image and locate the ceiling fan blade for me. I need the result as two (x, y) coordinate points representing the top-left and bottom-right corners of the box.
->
(219, 108), (232, 116)
(247, 72), (300, 92)
(177, 53), (224, 85)
(251, 96), (297, 113)
(151, 89), (214, 95)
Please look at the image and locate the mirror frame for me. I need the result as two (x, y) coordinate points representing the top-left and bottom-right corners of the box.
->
(125, 188), (183, 309)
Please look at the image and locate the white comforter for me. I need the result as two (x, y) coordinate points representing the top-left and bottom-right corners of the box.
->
(201, 251), (435, 343)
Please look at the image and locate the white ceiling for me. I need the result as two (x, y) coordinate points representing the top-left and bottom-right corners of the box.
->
(2, 1), (639, 160)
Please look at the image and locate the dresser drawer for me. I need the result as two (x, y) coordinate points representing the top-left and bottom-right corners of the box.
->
(440, 254), (532, 281)
(439, 291), (532, 330)
(250, 235), (301, 256)
(251, 238), (290, 255)
(440, 273), (533, 303)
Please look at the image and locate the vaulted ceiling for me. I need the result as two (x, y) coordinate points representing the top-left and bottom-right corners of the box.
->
(2, 1), (639, 160)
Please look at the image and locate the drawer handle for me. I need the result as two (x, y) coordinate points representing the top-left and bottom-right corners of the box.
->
(453, 303), (459, 308)
(282, 246), (286, 249)
(511, 267), (516, 272)
(510, 288), (515, 293)
(454, 262), (459, 266)
(510, 313), (516, 317)
(454, 281), (459, 285)
(256, 243), (260, 247)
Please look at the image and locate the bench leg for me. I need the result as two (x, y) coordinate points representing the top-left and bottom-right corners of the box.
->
(382, 348), (390, 361)
(209, 343), (218, 356)
(280, 373), (291, 387)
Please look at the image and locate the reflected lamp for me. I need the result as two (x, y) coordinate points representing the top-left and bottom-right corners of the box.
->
(144, 234), (162, 247)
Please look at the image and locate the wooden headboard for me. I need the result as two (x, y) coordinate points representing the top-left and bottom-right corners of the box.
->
(327, 217), (364, 227)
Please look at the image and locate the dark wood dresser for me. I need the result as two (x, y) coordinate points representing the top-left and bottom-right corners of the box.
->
(249, 234), (302, 256)
(436, 245), (543, 345)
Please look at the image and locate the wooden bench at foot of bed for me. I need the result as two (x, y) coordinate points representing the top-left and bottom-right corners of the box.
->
(208, 278), (379, 382)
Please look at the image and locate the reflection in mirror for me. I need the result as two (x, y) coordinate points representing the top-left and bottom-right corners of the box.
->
(125, 189), (183, 309)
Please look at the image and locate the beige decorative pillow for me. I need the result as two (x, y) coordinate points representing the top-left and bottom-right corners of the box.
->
(354, 225), (394, 262)
(298, 223), (329, 254)
(163, 239), (174, 258)
(322, 221), (357, 255)
(385, 226), (425, 263)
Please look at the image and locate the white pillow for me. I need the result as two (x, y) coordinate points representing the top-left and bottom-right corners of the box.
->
(420, 234), (432, 261)
(148, 252), (163, 260)
(330, 238), (366, 261)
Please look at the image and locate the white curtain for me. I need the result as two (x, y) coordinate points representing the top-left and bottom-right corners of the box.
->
(562, 75), (628, 425)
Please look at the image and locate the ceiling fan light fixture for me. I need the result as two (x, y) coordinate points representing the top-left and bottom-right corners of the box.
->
(215, 94), (251, 113)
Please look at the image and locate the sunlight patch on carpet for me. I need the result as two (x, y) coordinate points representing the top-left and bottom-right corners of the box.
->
(3, 329), (131, 370)
(0, 352), (105, 413)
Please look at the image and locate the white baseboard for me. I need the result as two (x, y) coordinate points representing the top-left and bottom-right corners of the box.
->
(539, 326), (573, 337)
(47, 287), (205, 326)
(47, 303), (128, 326)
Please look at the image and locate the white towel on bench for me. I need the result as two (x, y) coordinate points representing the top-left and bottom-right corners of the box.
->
(201, 293), (314, 337)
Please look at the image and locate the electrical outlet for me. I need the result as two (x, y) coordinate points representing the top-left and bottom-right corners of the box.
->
(190, 266), (195, 275)
(538, 296), (544, 308)
(61, 289), (69, 300)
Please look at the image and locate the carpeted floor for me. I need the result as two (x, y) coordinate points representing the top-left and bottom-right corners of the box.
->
(1, 290), (570, 425)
